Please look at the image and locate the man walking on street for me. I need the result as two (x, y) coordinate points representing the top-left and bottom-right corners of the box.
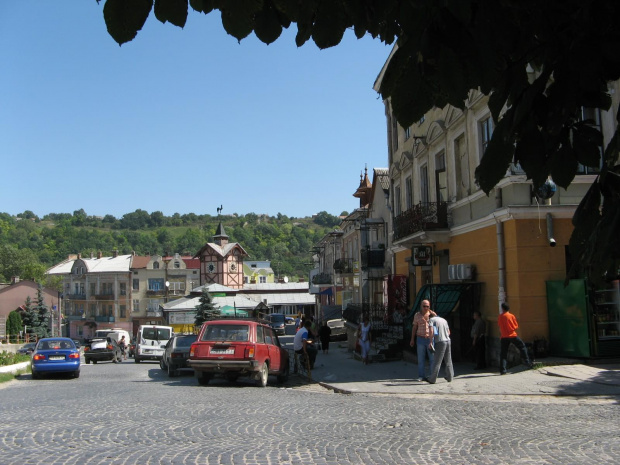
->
(427, 315), (454, 384)
(471, 311), (486, 369)
(498, 302), (533, 375)
(410, 299), (436, 381)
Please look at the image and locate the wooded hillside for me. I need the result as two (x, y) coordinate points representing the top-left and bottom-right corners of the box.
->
(0, 209), (345, 286)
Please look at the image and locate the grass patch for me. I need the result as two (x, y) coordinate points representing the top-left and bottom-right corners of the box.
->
(0, 366), (31, 384)
(0, 351), (30, 366)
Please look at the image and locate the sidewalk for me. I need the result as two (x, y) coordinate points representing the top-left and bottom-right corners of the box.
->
(305, 343), (620, 398)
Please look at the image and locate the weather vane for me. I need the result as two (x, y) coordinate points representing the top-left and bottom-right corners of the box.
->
(217, 205), (223, 217)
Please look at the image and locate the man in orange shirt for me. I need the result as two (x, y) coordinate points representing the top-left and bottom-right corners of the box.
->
(498, 302), (533, 375)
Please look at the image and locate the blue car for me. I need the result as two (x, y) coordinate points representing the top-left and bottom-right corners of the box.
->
(31, 337), (81, 379)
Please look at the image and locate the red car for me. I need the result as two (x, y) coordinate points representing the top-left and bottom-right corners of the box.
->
(188, 319), (289, 387)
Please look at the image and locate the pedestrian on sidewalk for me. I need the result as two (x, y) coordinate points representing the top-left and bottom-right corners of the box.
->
(427, 315), (454, 384)
(318, 321), (331, 354)
(358, 315), (372, 365)
(471, 311), (487, 369)
(498, 302), (533, 374)
(409, 299), (436, 381)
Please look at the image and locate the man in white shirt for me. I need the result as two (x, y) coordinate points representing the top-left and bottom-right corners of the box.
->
(293, 320), (317, 369)
(427, 315), (454, 384)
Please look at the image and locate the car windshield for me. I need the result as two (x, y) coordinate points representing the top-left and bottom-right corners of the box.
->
(202, 325), (249, 342)
(175, 335), (197, 347)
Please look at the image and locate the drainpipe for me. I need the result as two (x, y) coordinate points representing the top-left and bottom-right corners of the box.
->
(496, 188), (507, 313)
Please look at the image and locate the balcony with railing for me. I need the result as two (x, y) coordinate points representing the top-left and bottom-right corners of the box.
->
(146, 289), (166, 296)
(361, 248), (386, 269)
(95, 316), (115, 323)
(393, 202), (449, 241)
(333, 258), (356, 274)
(146, 310), (163, 317)
(312, 273), (333, 285)
(65, 293), (86, 300)
(95, 294), (115, 300)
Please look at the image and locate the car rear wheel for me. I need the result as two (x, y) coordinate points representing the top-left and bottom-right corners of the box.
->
(167, 364), (177, 378)
(93, 360), (98, 364)
(85, 358), (91, 364)
(73, 371), (80, 379)
(31, 371), (40, 380)
(160, 358), (166, 370)
(277, 364), (290, 384)
(135, 356), (141, 363)
(258, 362), (269, 387)
(196, 372), (212, 386)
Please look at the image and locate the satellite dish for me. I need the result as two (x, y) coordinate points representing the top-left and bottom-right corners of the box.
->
(283, 276), (289, 283)
(535, 179), (557, 200)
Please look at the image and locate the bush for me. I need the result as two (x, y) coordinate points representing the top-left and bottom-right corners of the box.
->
(0, 351), (30, 366)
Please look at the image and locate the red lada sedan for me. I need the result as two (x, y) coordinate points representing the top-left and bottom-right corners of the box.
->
(188, 319), (289, 387)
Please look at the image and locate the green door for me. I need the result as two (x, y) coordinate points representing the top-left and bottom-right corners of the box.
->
(546, 280), (591, 357)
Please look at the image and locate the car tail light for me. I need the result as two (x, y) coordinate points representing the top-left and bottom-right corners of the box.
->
(107, 344), (113, 350)
(33, 354), (45, 361)
(171, 352), (183, 358)
(190, 346), (195, 357)
(84, 347), (90, 352)
(244, 346), (255, 358)
(68, 353), (80, 359)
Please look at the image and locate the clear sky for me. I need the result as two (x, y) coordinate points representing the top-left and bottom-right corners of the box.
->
(0, 2), (392, 220)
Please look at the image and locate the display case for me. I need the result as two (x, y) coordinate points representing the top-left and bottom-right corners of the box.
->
(594, 280), (620, 340)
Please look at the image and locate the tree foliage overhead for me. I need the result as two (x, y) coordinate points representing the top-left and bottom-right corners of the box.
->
(95, 0), (620, 283)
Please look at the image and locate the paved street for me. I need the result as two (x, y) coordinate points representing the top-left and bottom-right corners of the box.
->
(1, 357), (619, 465)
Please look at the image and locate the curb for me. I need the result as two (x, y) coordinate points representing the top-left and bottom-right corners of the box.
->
(0, 361), (30, 375)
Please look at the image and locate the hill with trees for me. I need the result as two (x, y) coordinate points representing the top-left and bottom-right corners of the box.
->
(0, 209), (346, 286)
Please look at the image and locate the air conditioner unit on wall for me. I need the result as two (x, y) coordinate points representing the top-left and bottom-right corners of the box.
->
(457, 264), (474, 280)
(448, 264), (474, 281)
(448, 264), (458, 281)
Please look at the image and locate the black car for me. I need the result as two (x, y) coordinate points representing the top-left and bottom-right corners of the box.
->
(84, 337), (122, 364)
(266, 313), (287, 335)
(160, 334), (198, 377)
(17, 342), (37, 355)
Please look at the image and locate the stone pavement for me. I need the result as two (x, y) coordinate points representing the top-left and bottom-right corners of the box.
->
(306, 343), (620, 398)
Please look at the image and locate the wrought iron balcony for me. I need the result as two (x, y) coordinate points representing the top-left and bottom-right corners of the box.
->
(95, 294), (114, 300)
(65, 293), (86, 300)
(312, 273), (333, 285)
(393, 201), (449, 241)
(333, 258), (356, 274)
(146, 290), (166, 296)
(361, 248), (386, 269)
(95, 316), (115, 323)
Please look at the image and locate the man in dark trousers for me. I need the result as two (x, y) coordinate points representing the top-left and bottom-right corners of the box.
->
(471, 311), (486, 369)
(498, 303), (533, 375)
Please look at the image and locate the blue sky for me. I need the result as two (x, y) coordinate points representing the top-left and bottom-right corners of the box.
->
(0, 2), (391, 220)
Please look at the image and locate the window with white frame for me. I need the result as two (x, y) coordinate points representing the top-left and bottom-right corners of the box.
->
(420, 165), (429, 204)
(405, 176), (413, 210)
(394, 185), (402, 215)
(259, 276), (267, 283)
(120, 282), (126, 296)
(480, 116), (494, 159)
(435, 152), (447, 202)
(404, 126), (411, 140)
(133, 299), (140, 312)
(132, 278), (139, 290)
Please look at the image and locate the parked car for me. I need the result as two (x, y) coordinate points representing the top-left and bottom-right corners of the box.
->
(17, 342), (37, 355)
(285, 316), (295, 325)
(83, 337), (122, 364)
(327, 318), (347, 341)
(31, 337), (80, 379)
(188, 319), (289, 387)
(160, 334), (198, 377)
(265, 313), (287, 335)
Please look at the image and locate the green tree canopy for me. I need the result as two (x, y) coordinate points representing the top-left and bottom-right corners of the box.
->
(97, 0), (620, 282)
(6, 311), (23, 340)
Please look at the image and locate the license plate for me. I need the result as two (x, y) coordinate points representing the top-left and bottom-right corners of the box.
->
(210, 348), (234, 355)
(49, 356), (65, 361)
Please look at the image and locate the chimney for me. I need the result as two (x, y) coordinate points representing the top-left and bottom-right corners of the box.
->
(11, 276), (19, 284)
(97, 251), (103, 259)
(112, 250), (118, 258)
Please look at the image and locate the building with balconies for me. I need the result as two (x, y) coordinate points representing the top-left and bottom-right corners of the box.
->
(374, 46), (620, 361)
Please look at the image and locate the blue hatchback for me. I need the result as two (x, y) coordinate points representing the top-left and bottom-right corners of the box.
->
(31, 337), (81, 379)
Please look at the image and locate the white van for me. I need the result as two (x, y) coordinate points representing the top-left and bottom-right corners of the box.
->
(94, 328), (131, 345)
(134, 325), (173, 363)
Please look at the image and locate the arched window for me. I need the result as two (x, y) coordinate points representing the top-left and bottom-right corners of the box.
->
(153, 262), (159, 269)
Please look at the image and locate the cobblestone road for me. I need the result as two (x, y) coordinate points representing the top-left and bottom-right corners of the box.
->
(1, 360), (618, 464)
